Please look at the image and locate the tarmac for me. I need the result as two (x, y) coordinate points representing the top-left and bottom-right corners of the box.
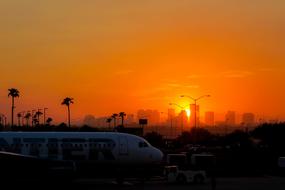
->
(6, 176), (285, 190)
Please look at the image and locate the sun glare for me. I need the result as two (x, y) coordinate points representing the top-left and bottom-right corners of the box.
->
(186, 109), (191, 118)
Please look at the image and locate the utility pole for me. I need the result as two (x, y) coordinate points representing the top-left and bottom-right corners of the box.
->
(181, 95), (211, 144)
(43, 108), (48, 125)
(32, 110), (36, 127)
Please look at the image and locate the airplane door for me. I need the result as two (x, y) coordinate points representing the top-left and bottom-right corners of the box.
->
(119, 137), (128, 155)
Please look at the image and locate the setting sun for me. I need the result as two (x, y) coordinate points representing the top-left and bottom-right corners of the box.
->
(186, 109), (191, 118)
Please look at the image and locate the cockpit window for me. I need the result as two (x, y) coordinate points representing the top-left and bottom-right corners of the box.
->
(139, 142), (149, 148)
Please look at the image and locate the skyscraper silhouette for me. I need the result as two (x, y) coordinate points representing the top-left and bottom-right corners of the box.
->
(205, 111), (215, 126)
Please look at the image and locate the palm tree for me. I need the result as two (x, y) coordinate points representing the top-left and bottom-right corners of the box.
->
(8, 88), (19, 127)
(0, 114), (4, 126)
(111, 113), (118, 128)
(21, 111), (26, 126)
(32, 117), (39, 126)
(35, 110), (43, 125)
(119, 112), (126, 127)
(46, 117), (53, 125)
(24, 112), (31, 126)
(106, 118), (112, 130)
(61, 97), (74, 128)
(17, 113), (22, 127)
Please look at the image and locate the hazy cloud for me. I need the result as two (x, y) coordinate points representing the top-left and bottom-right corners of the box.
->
(115, 69), (133, 75)
(165, 83), (199, 89)
(166, 83), (183, 87)
(222, 70), (254, 78)
(259, 68), (276, 72)
(186, 74), (206, 79)
(185, 85), (200, 89)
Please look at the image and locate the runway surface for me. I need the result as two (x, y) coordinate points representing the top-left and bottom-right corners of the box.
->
(5, 176), (285, 190)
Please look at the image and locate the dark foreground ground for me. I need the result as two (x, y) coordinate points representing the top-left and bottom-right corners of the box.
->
(3, 176), (285, 190)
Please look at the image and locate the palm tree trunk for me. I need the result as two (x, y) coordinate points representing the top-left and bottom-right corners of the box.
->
(22, 116), (25, 127)
(11, 97), (14, 127)
(114, 119), (116, 128)
(68, 105), (71, 127)
(121, 116), (124, 126)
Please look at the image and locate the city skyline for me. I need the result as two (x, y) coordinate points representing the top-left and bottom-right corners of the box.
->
(0, 90), (282, 126)
(1, 1), (285, 123)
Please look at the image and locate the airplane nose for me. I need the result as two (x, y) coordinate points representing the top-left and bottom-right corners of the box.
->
(154, 148), (164, 162)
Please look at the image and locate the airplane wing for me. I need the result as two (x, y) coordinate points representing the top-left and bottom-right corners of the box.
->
(0, 151), (39, 160)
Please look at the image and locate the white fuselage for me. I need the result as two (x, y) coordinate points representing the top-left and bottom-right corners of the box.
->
(0, 132), (163, 165)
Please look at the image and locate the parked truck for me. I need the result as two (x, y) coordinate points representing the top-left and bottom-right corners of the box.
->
(163, 153), (215, 184)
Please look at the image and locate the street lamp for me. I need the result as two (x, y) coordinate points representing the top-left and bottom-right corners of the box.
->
(169, 103), (186, 133)
(32, 110), (36, 127)
(180, 94), (211, 129)
(43, 108), (48, 125)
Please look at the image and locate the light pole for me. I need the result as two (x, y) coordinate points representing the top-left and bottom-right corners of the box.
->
(180, 95), (210, 129)
(32, 110), (36, 127)
(169, 103), (186, 133)
(37, 108), (42, 125)
(157, 112), (165, 134)
(21, 111), (25, 127)
(4, 115), (7, 128)
(43, 108), (48, 125)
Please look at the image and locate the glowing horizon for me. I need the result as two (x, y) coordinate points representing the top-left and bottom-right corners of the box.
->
(0, 1), (285, 124)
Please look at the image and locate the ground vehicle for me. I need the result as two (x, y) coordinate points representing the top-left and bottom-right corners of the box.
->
(166, 153), (215, 170)
(164, 165), (206, 184)
(164, 153), (214, 184)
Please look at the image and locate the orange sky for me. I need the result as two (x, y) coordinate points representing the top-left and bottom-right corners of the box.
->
(0, 1), (285, 124)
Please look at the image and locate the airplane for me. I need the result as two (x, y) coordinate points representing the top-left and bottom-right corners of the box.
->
(0, 132), (164, 182)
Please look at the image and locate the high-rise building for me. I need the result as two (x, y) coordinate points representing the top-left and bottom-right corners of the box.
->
(94, 117), (109, 128)
(225, 111), (236, 126)
(136, 109), (160, 126)
(137, 109), (147, 119)
(167, 108), (175, 126)
(190, 104), (199, 127)
(126, 114), (135, 124)
(178, 110), (188, 130)
(205, 111), (215, 126)
(151, 110), (160, 125)
(242, 113), (255, 126)
(83, 115), (96, 127)
(168, 108), (175, 120)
